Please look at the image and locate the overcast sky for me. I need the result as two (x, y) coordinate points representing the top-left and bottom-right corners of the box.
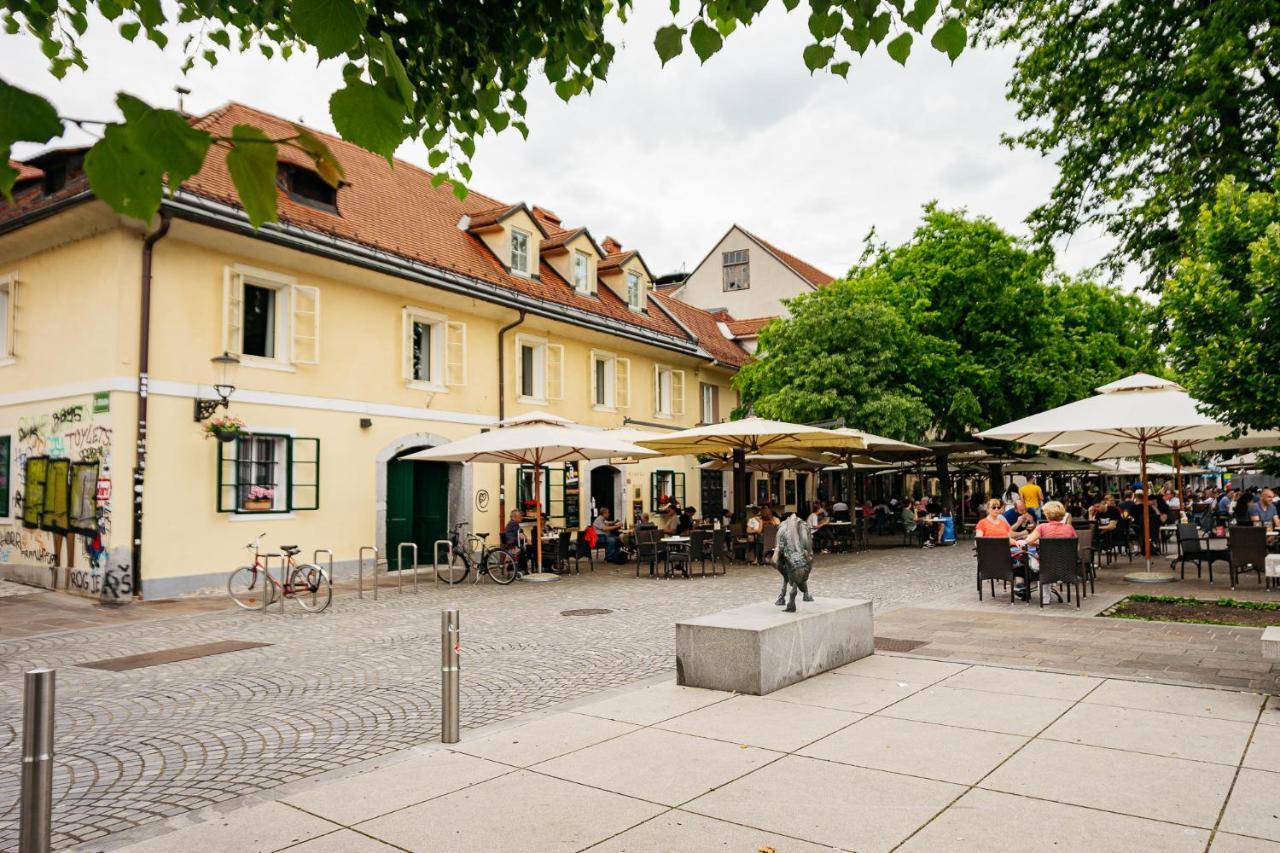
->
(2, 3), (1128, 285)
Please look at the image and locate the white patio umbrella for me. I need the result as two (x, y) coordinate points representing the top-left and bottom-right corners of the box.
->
(405, 413), (657, 579)
(636, 417), (867, 519)
(977, 373), (1280, 581)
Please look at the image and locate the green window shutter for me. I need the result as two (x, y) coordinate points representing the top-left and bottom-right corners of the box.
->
(547, 466), (565, 521)
(649, 471), (658, 512)
(289, 437), (320, 511)
(674, 472), (686, 509)
(216, 438), (237, 512)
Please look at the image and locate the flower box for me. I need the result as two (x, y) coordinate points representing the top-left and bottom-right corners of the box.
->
(242, 499), (272, 511)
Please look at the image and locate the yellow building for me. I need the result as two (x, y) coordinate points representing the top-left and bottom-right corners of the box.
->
(0, 103), (748, 601)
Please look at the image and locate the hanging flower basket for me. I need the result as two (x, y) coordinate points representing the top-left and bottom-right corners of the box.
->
(204, 415), (245, 442)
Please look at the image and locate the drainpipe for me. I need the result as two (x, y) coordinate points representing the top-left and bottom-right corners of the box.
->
(132, 212), (171, 600)
(496, 309), (526, 520)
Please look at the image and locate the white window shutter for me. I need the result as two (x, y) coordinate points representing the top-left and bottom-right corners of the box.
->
(222, 269), (243, 355)
(446, 321), (467, 386)
(400, 309), (414, 380)
(290, 284), (320, 364)
(547, 344), (564, 400)
(616, 358), (630, 408)
(672, 370), (685, 417)
(653, 365), (661, 412)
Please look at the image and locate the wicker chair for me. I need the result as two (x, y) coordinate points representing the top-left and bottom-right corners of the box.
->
(688, 530), (709, 576)
(709, 529), (730, 575)
(634, 528), (659, 577)
(1171, 522), (1227, 583)
(1229, 526), (1268, 589)
(975, 537), (1016, 603)
(572, 529), (595, 574)
(1037, 538), (1082, 608)
(1075, 527), (1096, 596)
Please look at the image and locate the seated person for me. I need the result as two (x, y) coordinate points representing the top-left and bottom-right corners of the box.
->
(976, 499), (1012, 538)
(807, 502), (832, 552)
(592, 506), (624, 561)
(832, 498), (851, 522)
(635, 513), (657, 531)
(1003, 499), (1036, 536)
(1020, 500), (1077, 603)
(1250, 489), (1278, 529)
(502, 509), (533, 573)
(677, 506), (697, 534)
(658, 505), (680, 535)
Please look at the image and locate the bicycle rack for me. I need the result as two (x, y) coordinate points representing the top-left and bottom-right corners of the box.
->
(397, 542), (419, 594)
(313, 548), (334, 582)
(358, 546), (379, 600)
(265, 552), (286, 614)
(433, 540), (451, 585)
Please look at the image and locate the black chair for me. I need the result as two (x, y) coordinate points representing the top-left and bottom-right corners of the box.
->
(1229, 526), (1268, 589)
(709, 529), (730, 576)
(555, 531), (573, 574)
(688, 530), (708, 576)
(664, 540), (691, 579)
(1171, 522), (1227, 582)
(1075, 527), (1096, 596)
(634, 528), (659, 577)
(573, 529), (595, 574)
(1037, 538), (1082, 608)
(975, 537), (1016, 603)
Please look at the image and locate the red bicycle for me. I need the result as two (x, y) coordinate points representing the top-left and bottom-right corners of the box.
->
(227, 533), (332, 612)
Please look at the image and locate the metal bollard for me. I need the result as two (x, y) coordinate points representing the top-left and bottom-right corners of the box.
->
(358, 546), (378, 600)
(20, 668), (55, 853)
(433, 540), (451, 586)
(441, 609), (460, 744)
(396, 542), (419, 595)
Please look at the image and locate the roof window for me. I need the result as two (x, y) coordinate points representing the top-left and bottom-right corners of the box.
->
(277, 164), (339, 214)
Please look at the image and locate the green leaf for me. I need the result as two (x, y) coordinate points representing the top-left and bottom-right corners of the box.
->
(290, 0), (365, 59)
(224, 124), (278, 227)
(654, 24), (684, 66)
(831, 61), (851, 78)
(868, 12), (891, 44)
(689, 19), (723, 63)
(886, 31), (913, 64)
(291, 124), (345, 187)
(903, 0), (937, 32)
(458, 136), (475, 158)
(802, 43), (835, 72)
(83, 124), (163, 221)
(329, 79), (405, 163)
(930, 17), (966, 62)
(381, 33), (415, 109)
(116, 94), (212, 186)
(842, 25), (872, 54)
(117, 20), (139, 40)
(0, 82), (63, 199)
(427, 149), (447, 168)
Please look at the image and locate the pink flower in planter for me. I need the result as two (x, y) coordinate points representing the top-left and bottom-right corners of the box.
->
(247, 486), (274, 501)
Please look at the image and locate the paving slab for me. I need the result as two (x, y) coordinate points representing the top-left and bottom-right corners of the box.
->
(451, 711), (637, 767)
(897, 787), (1209, 853)
(532, 727), (780, 806)
(279, 748), (509, 825)
(686, 754), (962, 853)
(1246, 723), (1280, 773)
(880, 684), (1073, 736)
(938, 663), (1102, 700)
(354, 770), (663, 853)
(764, 671), (924, 713)
(1220, 768), (1280, 842)
(282, 829), (404, 852)
(114, 802), (338, 853)
(1042, 702), (1255, 765)
(570, 682), (730, 726)
(1084, 679), (1265, 722)
(1211, 833), (1280, 852)
(798, 715), (1027, 785)
(982, 738), (1236, 828)
(584, 809), (838, 852)
(832, 653), (968, 684)
(664, 693), (861, 752)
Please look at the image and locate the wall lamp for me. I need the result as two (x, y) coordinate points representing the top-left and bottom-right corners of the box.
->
(194, 352), (240, 421)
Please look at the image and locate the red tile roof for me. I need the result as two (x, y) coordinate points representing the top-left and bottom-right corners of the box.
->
(725, 316), (775, 337)
(651, 292), (750, 368)
(740, 227), (835, 287)
(9, 161), (43, 181)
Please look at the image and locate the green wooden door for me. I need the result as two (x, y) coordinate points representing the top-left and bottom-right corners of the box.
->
(386, 458), (449, 571)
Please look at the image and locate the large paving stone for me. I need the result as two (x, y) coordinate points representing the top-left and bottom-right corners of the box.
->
(880, 684), (1073, 736)
(764, 671), (924, 713)
(938, 664), (1102, 700)
(676, 597), (873, 694)
(1083, 679), (1265, 722)
(1041, 702), (1254, 765)
(452, 711), (636, 767)
(585, 810), (838, 853)
(664, 693), (861, 752)
(1220, 768), (1280, 842)
(114, 801), (338, 853)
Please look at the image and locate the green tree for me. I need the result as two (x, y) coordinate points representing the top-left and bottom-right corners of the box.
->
(735, 205), (1159, 441)
(974, 0), (1280, 289)
(1, 0), (969, 225)
(1163, 176), (1280, 431)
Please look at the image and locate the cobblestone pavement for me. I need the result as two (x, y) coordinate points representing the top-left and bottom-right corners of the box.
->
(0, 545), (971, 851)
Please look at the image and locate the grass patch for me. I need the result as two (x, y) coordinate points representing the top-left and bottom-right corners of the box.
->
(1104, 594), (1280, 628)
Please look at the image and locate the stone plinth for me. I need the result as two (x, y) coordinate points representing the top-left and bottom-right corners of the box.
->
(1263, 626), (1280, 660)
(675, 598), (874, 695)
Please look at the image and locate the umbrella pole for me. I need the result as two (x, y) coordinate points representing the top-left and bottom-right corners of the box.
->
(1124, 437), (1176, 583)
(522, 457), (559, 583)
(1174, 450), (1185, 519)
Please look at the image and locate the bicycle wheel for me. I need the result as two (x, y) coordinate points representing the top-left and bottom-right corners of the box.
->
(436, 549), (470, 584)
(227, 566), (270, 610)
(289, 564), (332, 612)
(486, 549), (517, 584)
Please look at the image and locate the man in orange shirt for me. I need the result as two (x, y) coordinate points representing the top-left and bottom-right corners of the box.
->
(1019, 476), (1045, 522)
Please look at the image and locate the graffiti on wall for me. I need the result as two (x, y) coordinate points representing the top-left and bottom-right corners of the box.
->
(2, 398), (119, 599)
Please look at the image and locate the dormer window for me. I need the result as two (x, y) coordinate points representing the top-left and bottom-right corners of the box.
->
(723, 249), (749, 291)
(277, 164), (338, 214)
(573, 250), (591, 294)
(626, 271), (643, 310)
(511, 228), (531, 275)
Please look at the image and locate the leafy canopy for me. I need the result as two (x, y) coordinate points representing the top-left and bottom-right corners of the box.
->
(734, 205), (1160, 441)
(974, 0), (1280, 290)
(1, 0), (971, 226)
(1163, 176), (1280, 432)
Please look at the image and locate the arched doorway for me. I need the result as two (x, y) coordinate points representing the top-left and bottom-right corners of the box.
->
(375, 432), (472, 571)
(589, 465), (621, 522)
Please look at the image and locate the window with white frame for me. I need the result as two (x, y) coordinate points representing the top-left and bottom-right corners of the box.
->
(223, 266), (320, 367)
(0, 273), (15, 360)
(401, 307), (458, 391)
(237, 435), (286, 511)
(591, 351), (616, 410)
(700, 382), (719, 424)
(654, 364), (685, 418)
(626, 271), (643, 310)
(516, 334), (558, 403)
(573, 250), (591, 293)
(510, 228), (530, 274)
(722, 249), (749, 291)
